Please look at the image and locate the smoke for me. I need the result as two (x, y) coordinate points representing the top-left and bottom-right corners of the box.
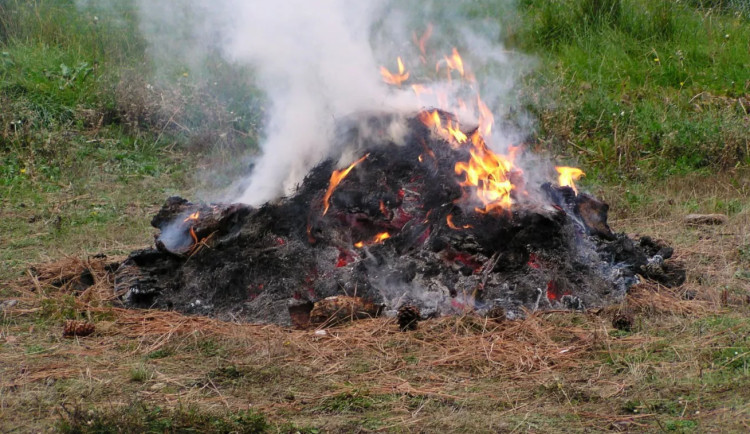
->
(80, 0), (534, 204)
(219, 0), (404, 204)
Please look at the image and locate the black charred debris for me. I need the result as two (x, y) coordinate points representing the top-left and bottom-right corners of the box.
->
(114, 112), (685, 328)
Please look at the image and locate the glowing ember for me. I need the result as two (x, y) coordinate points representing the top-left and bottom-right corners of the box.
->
(556, 167), (585, 194)
(527, 253), (541, 269)
(335, 249), (356, 268)
(323, 153), (369, 215)
(380, 57), (409, 86)
(545, 280), (571, 301)
(379, 200), (389, 217)
(354, 241), (365, 248)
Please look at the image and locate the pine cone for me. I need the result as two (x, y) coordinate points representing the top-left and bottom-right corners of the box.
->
(397, 304), (420, 331)
(63, 320), (95, 337)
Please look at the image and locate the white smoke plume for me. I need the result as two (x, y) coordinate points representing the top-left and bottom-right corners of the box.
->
(81, 0), (533, 204)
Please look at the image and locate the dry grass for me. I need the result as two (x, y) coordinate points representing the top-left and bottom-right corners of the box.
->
(2, 177), (750, 432)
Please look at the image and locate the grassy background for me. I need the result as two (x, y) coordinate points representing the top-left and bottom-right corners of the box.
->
(506, 0), (750, 178)
(1, 0), (749, 431)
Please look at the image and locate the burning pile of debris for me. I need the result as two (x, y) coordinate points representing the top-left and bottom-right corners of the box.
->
(115, 108), (684, 328)
(114, 45), (683, 328)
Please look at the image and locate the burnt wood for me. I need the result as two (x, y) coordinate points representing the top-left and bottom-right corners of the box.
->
(113, 112), (684, 326)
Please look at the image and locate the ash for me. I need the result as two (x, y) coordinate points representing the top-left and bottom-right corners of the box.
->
(115, 112), (684, 326)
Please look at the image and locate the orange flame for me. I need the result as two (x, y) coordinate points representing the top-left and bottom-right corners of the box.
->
(414, 24), (433, 57)
(444, 48), (465, 77)
(380, 57), (409, 86)
(555, 167), (585, 194)
(417, 105), (521, 214)
(419, 110), (442, 129)
(447, 214), (459, 230)
(455, 135), (519, 214)
(446, 214), (472, 230)
(411, 84), (431, 98)
(183, 211), (200, 223)
(446, 120), (467, 144)
(307, 224), (315, 244)
(397, 46), (549, 215)
(323, 154), (369, 215)
(476, 95), (494, 137)
(419, 110), (468, 148)
(379, 200), (389, 216)
(353, 232), (390, 248)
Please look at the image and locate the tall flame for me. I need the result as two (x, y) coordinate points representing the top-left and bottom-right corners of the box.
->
(476, 95), (494, 137)
(323, 154), (369, 215)
(412, 47), (521, 214)
(418, 110), (468, 149)
(383, 41), (583, 215)
(380, 57), (409, 86)
(414, 24), (432, 58)
(455, 136), (518, 214)
(446, 120), (468, 145)
(555, 167), (585, 194)
(444, 47), (465, 77)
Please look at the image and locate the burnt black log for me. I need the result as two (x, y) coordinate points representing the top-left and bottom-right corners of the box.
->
(152, 199), (253, 256)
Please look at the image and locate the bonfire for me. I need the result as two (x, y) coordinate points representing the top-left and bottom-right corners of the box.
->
(112, 47), (684, 329)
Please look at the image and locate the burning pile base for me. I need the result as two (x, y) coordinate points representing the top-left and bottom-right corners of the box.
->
(115, 111), (684, 327)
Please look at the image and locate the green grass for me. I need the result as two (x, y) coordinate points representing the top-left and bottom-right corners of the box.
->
(464, 0), (747, 180)
(57, 402), (269, 434)
(513, 0), (750, 179)
(129, 364), (153, 383)
(0, 0), (266, 282)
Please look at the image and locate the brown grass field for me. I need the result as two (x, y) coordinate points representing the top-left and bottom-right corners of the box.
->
(1, 172), (750, 432)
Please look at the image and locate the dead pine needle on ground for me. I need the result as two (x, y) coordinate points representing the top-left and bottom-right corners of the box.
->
(2, 200), (750, 432)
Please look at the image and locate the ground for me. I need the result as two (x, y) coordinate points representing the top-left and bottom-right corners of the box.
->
(2, 175), (749, 432)
(1, 0), (750, 432)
